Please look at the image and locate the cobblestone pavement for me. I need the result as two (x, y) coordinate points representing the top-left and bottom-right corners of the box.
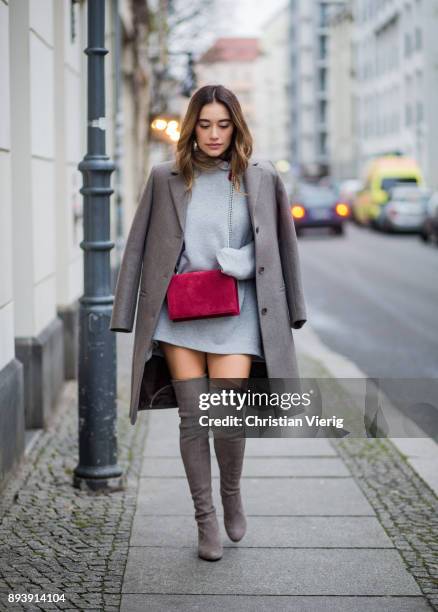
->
(0, 336), (149, 612)
(333, 437), (438, 611)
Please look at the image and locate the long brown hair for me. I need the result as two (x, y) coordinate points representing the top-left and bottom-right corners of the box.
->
(175, 85), (253, 192)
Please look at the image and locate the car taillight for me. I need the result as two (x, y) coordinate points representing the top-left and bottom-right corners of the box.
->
(291, 204), (305, 219)
(335, 202), (350, 217)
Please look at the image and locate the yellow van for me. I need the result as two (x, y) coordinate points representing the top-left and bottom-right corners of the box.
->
(353, 156), (424, 225)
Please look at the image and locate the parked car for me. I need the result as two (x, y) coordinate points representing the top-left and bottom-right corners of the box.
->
(420, 191), (438, 243)
(375, 185), (431, 233)
(353, 155), (424, 226)
(290, 184), (350, 236)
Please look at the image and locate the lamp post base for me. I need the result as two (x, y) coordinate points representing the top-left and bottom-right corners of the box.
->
(73, 466), (126, 493)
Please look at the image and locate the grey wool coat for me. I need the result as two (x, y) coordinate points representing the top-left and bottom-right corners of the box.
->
(110, 158), (307, 425)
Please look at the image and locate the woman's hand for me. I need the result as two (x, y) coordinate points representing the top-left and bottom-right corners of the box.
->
(216, 241), (255, 280)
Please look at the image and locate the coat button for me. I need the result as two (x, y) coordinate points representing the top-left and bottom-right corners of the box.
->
(255, 227), (259, 233)
(258, 266), (264, 274)
(261, 307), (267, 315)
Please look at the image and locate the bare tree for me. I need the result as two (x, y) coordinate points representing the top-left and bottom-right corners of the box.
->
(151, 0), (214, 99)
(122, 0), (154, 190)
(123, 0), (213, 187)
(166, 0), (214, 52)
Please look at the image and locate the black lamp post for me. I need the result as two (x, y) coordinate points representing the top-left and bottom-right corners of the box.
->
(74, 0), (124, 492)
(180, 51), (197, 97)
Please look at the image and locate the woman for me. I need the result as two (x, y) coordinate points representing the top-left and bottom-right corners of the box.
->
(110, 84), (307, 562)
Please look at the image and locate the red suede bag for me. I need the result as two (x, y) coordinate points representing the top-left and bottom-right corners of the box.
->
(166, 175), (240, 322)
(166, 269), (239, 321)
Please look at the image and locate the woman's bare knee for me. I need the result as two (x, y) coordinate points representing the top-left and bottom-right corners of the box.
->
(159, 342), (207, 380)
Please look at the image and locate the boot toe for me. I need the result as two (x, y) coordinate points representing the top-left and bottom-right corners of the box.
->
(223, 492), (247, 542)
(197, 515), (223, 561)
(198, 542), (223, 561)
(224, 514), (247, 542)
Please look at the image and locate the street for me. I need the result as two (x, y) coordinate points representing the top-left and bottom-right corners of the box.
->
(298, 222), (438, 438)
(299, 223), (438, 379)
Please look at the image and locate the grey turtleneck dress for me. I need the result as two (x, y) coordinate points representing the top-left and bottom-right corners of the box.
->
(151, 159), (264, 359)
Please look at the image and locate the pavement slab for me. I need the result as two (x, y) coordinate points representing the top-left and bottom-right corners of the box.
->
(121, 594), (433, 612)
(130, 515), (394, 548)
(141, 456), (350, 478)
(122, 547), (421, 596)
(136, 476), (376, 516)
(143, 431), (338, 457)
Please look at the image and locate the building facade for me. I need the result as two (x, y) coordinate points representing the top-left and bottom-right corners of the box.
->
(1, 0), (89, 486)
(288, 0), (346, 178)
(195, 38), (262, 154)
(0, 0), (153, 488)
(353, 0), (438, 188)
(255, 5), (291, 166)
(328, 2), (358, 180)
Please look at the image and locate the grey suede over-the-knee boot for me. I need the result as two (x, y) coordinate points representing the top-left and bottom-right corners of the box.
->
(209, 378), (247, 543)
(171, 374), (223, 561)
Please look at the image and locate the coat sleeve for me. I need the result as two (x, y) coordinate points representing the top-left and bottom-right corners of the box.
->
(274, 166), (307, 330)
(110, 167), (155, 332)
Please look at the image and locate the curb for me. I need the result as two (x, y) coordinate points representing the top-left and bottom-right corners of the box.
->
(294, 324), (438, 496)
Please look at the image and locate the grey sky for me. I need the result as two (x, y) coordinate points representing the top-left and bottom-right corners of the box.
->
(220, 0), (288, 36)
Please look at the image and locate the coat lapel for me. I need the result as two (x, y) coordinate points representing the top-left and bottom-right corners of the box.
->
(243, 162), (262, 234)
(168, 173), (189, 234)
(168, 161), (262, 234)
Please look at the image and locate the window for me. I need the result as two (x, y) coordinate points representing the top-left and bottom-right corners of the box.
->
(319, 3), (329, 27)
(381, 177), (418, 192)
(319, 100), (327, 123)
(415, 69), (423, 99)
(404, 32), (412, 56)
(318, 68), (327, 92)
(319, 132), (327, 155)
(405, 103), (413, 126)
(415, 27), (422, 50)
(319, 35), (327, 59)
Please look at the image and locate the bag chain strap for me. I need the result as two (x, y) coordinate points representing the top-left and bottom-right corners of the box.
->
(175, 173), (234, 273)
(227, 178), (234, 249)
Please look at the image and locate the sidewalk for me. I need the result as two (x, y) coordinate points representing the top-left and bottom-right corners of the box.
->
(120, 328), (438, 611)
(0, 330), (436, 611)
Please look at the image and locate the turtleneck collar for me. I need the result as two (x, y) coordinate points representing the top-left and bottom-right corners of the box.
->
(216, 159), (231, 171)
(193, 149), (231, 172)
